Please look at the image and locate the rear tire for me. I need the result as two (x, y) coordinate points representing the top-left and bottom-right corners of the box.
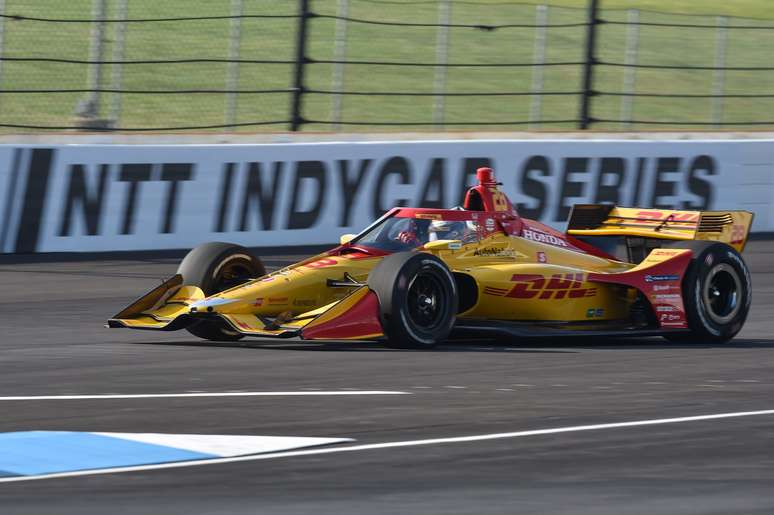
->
(663, 241), (751, 344)
(177, 242), (266, 341)
(368, 252), (457, 348)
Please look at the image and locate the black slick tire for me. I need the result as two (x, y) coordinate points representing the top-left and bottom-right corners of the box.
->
(177, 242), (266, 342)
(367, 252), (458, 349)
(663, 241), (751, 344)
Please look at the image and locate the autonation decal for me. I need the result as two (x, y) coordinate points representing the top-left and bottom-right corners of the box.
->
(0, 140), (771, 253)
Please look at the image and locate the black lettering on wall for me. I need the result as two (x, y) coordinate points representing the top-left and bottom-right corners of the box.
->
(516, 155), (549, 220)
(556, 157), (589, 221)
(118, 163), (153, 235)
(594, 158), (625, 204)
(239, 162), (284, 231)
(651, 157), (680, 209)
(15, 148), (55, 253)
(684, 155), (715, 209)
(630, 157), (647, 205)
(457, 157), (491, 205)
(372, 156), (411, 219)
(214, 162), (236, 232)
(159, 163), (193, 234)
(418, 158), (445, 208)
(287, 161), (327, 230)
(337, 159), (371, 227)
(59, 164), (110, 236)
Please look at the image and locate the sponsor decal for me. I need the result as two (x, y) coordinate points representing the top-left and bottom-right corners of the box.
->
(473, 246), (514, 257)
(586, 308), (604, 318)
(268, 297), (288, 305)
(652, 284), (676, 292)
(537, 251), (547, 263)
(730, 224), (746, 244)
(522, 229), (568, 247)
(485, 218), (495, 230)
(235, 319), (253, 330)
(651, 249), (685, 256)
(305, 258), (338, 269)
(654, 293), (681, 300)
(448, 241), (462, 250)
(252, 298), (264, 307)
(502, 273), (596, 299)
(483, 286), (509, 296)
(293, 299), (316, 307)
(656, 305), (677, 312)
(644, 274), (679, 282)
(415, 213), (442, 220)
(659, 313), (682, 322)
(661, 321), (685, 327)
(635, 211), (700, 223)
(260, 276), (276, 282)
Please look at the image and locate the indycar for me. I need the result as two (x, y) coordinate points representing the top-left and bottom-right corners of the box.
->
(109, 167), (753, 348)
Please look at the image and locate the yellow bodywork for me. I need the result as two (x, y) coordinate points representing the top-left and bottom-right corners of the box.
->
(111, 230), (642, 333)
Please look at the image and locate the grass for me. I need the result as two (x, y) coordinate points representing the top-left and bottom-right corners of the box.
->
(3, 0), (774, 132)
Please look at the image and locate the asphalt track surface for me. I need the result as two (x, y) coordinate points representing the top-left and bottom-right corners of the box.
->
(1, 242), (774, 515)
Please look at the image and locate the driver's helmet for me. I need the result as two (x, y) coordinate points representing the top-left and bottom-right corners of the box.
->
(429, 219), (469, 241)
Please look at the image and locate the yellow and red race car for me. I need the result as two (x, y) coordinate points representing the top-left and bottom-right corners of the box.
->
(109, 167), (753, 348)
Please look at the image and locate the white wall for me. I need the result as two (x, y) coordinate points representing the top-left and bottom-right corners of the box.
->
(1, 139), (772, 253)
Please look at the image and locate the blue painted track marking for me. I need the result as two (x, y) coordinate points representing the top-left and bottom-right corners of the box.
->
(0, 431), (215, 475)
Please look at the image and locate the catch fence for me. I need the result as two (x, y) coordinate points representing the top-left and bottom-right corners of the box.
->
(1, 0), (774, 132)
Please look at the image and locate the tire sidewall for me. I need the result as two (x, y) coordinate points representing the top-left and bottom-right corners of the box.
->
(177, 242), (266, 341)
(178, 242), (266, 296)
(369, 252), (458, 348)
(683, 243), (751, 342)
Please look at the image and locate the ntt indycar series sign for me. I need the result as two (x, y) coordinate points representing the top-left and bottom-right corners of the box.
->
(0, 140), (771, 253)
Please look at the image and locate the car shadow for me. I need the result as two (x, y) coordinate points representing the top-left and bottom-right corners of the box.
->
(126, 336), (774, 353)
(129, 339), (577, 353)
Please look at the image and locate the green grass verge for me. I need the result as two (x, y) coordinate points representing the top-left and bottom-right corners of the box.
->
(2, 0), (774, 132)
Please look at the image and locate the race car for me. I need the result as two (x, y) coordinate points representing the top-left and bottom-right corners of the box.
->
(108, 167), (754, 348)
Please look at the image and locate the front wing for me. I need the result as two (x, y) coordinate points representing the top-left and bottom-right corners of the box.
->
(108, 281), (384, 341)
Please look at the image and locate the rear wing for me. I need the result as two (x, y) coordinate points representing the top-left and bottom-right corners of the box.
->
(567, 205), (754, 252)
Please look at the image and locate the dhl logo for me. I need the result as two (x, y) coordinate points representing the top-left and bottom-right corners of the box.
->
(485, 273), (596, 299)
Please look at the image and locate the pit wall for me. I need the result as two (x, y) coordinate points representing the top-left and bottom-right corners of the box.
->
(1, 136), (772, 253)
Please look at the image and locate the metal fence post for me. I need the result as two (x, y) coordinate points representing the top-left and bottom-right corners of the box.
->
(712, 16), (728, 128)
(529, 5), (548, 129)
(108, 0), (128, 127)
(76, 0), (109, 127)
(432, 0), (452, 128)
(578, 0), (600, 130)
(0, 0), (6, 114)
(290, 0), (311, 131)
(225, 0), (244, 130)
(620, 8), (639, 129)
(330, 0), (349, 131)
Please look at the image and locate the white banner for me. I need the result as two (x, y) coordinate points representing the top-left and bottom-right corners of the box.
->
(0, 140), (772, 253)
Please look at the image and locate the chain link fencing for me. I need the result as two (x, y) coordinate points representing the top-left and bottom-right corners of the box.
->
(0, 0), (773, 132)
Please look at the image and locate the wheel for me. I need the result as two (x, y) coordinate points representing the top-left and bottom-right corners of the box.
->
(177, 242), (266, 341)
(367, 252), (458, 348)
(663, 241), (751, 344)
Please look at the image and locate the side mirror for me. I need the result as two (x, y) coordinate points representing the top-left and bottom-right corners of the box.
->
(423, 239), (462, 251)
(340, 234), (357, 245)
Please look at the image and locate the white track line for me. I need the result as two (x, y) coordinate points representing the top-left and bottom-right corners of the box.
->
(0, 391), (409, 401)
(1, 408), (772, 483)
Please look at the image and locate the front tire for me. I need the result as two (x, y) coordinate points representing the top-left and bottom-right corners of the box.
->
(664, 241), (751, 344)
(177, 242), (266, 341)
(368, 252), (457, 348)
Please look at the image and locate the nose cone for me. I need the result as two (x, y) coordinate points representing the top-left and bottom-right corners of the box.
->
(189, 297), (238, 313)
